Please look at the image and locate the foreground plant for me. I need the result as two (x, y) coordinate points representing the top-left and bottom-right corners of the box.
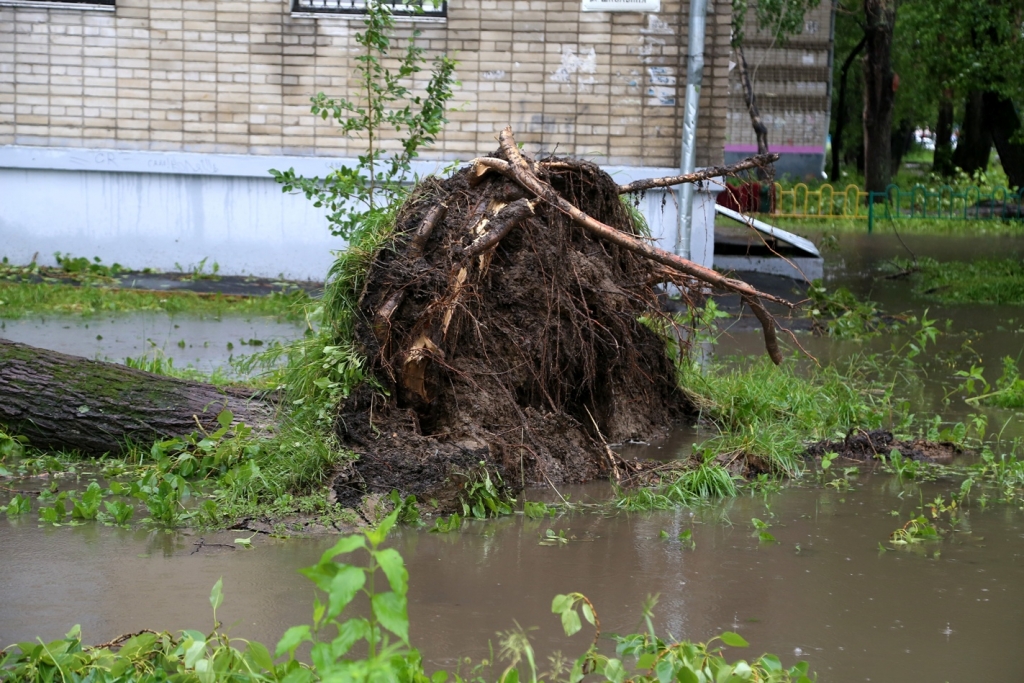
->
(0, 510), (813, 683)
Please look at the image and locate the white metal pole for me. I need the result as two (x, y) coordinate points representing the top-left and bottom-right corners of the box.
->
(676, 0), (708, 261)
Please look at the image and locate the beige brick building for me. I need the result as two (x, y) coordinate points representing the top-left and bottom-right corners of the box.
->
(0, 0), (732, 278)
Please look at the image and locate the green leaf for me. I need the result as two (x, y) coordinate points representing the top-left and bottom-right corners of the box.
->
(580, 601), (595, 626)
(327, 565), (366, 619)
(209, 578), (224, 613)
(331, 618), (370, 658)
(275, 625), (312, 658)
(216, 409), (233, 429)
(720, 631), (749, 648)
(246, 640), (275, 672)
(184, 638), (207, 668)
(560, 608), (582, 637)
(551, 594), (573, 614)
(677, 666), (700, 683)
(603, 658), (626, 683)
(655, 658), (675, 683)
(373, 547), (408, 595)
(371, 591), (409, 643)
(319, 535), (366, 564)
(636, 653), (657, 669)
(366, 508), (400, 547)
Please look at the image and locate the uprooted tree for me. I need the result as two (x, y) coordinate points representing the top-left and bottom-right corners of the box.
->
(0, 130), (792, 510)
(329, 129), (792, 507)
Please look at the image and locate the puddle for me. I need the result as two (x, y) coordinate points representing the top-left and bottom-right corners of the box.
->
(0, 314), (306, 372)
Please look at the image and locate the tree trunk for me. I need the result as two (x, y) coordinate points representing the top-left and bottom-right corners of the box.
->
(862, 0), (897, 194)
(933, 92), (955, 177)
(951, 90), (992, 175)
(983, 91), (1024, 190)
(890, 118), (914, 175)
(831, 35), (866, 183)
(0, 339), (274, 455)
(736, 43), (770, 177)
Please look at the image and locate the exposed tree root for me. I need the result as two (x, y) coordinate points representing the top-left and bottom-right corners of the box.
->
(330, 129), (796, 509)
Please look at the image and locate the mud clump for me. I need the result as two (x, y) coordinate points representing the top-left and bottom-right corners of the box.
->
(804, 429), (964, 464)
(331, 155), (692, 510)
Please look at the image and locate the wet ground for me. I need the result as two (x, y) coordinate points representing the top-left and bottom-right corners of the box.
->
(3, 230), (1024, 681)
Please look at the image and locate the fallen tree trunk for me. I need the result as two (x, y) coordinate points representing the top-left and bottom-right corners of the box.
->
(0, 339), (274, 455)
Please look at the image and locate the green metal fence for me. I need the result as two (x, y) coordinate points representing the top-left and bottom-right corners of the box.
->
(867, 183), (1024, 232)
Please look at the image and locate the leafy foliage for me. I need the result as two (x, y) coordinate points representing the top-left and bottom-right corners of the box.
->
(271, 0), (457, 240)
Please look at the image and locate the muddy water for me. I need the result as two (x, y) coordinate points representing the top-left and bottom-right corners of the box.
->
(3, 476), (1023, 682)
(4, 232), (1024, 680)
(0, 314), (306, 371)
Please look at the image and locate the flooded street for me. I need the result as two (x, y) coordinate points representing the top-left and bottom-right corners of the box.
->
(3, 230), (1024, 681)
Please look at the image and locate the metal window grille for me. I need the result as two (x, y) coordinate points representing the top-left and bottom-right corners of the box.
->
(291, 0), (446, 17)
(28, 0), (115, 4)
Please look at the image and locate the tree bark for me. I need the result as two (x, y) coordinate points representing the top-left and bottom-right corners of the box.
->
(983, 91), (1024, 190)
(862, 0), (897, 194)
(0, 339), (274, 455)
(736, 43), (770, 179)
(831, 34), (866, 182)
(890, 118), (914, 175)
(951, 90), (992, 176)
(933, 92), (955, 177)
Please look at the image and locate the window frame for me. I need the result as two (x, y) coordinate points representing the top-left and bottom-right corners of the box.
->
(289, 0), (447, 21)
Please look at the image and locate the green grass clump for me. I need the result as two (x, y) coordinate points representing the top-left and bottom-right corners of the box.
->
(681, 355), (890, 476)
(615, 462), (737, 511)
(239, 202), (399, 427)
(0, 282), (308, 320)
(895, 256), (1024, 305)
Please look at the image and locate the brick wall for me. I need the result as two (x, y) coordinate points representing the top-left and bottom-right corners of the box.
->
(0, 0), (730, 167)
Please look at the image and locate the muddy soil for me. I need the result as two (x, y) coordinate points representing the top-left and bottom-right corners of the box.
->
(331, 156), (693, 509)
(805, 429), (964, 463)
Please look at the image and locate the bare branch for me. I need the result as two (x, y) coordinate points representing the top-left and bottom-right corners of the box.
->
(616, 153), (780, 194)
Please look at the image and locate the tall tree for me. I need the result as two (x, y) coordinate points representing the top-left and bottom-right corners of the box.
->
(899, 0), (1024, 187)
(861, 0), (896, 193)
(830, 32), (866, 181)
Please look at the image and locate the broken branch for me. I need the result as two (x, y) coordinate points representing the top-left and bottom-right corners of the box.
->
(616, 153), (780, 194)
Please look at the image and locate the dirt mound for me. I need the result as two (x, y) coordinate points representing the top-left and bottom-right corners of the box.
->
(804, 429), (964, 464)
(331, 157), (693, 509)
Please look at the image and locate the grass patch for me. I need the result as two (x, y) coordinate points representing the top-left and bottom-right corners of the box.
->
(681, 354), (895, 476)
(759, 216), (1024, 237)
(894, 256), (1024, 305)
(0, 281), (309, 320)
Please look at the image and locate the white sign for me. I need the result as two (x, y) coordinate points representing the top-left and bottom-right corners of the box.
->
(581, 0), (661, 12)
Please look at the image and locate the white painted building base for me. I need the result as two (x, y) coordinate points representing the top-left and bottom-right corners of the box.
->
(0, 146), (721, 281)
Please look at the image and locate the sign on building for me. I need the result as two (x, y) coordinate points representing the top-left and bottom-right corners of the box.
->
(581, 0), (661, 12)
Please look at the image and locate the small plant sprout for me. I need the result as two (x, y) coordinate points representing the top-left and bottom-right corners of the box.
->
(751, 518), (776, 544)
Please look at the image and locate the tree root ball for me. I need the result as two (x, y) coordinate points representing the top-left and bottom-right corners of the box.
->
(331, 154), (694, 510)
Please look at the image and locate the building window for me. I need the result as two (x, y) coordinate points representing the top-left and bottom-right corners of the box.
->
(291, 0), (446, 19)
(0, 0), (114, 7)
